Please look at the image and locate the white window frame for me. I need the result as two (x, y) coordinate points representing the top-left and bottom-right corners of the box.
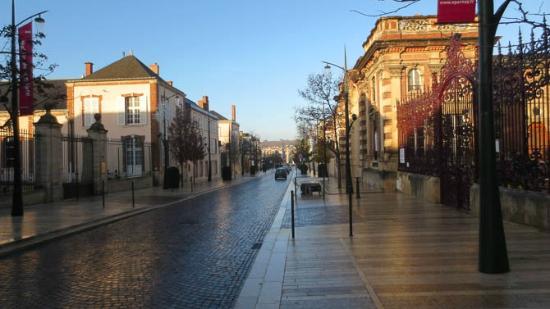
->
(125, 96), (141, 125)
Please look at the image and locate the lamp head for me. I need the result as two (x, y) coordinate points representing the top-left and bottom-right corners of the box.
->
(34, 15), (45, 24)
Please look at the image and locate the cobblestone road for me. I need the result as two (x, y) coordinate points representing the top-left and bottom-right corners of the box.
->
(0, 174), (289, 308)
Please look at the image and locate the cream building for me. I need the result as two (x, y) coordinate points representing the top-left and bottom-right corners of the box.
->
(211, 105), (241, 177)
(66, 55), (220, 185)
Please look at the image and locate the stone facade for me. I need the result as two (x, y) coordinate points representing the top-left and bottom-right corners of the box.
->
(342, 15), (478, 191)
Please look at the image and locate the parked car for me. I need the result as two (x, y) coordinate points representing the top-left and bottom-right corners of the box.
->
(275, 168), (288, 180)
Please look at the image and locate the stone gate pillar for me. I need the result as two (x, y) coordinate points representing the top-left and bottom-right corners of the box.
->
(87, 114), (108, 194)
(34, 108), (63, 202)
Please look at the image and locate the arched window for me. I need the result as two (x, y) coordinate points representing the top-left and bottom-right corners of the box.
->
(408, 68), (423, 92)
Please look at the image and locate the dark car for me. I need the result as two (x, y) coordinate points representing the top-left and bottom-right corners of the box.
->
(275, 168), (288, 180)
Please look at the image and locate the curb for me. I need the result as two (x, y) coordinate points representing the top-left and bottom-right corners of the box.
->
(234, 171), (295, 308)
(0, 176), (259, 258)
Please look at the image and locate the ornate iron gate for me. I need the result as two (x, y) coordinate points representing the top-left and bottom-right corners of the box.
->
(439, 76), (476, 209)
(398, 35), (477, 209)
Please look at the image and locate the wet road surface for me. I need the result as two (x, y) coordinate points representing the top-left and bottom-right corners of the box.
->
(0, 173), (289, 308)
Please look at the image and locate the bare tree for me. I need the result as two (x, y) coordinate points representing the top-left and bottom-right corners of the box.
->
(168, 103), (205, 186)
(297, 70), (344, 188)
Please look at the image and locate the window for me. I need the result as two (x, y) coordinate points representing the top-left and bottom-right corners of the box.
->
(123, 135), (144, 177)
(408, 68), (423, 92)
(83, 97), (99, 128)
(125, 96), (141, 124)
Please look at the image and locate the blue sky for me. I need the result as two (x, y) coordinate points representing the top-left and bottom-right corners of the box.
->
(2, 0), (549, 140)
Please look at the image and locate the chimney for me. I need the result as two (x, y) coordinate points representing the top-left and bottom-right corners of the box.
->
(231, 105), (236, 121)
(167, 80), (173, 86)
(84, 62), (93, 77)
(149, 63), (159, 75)
(198, 96), (209, 111)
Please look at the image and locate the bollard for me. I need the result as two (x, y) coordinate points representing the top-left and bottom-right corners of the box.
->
(291, 190), (295, 239)
(131, 181), (135, 208)
(356, 177), (361, 199)
(102, 181), (105, 209)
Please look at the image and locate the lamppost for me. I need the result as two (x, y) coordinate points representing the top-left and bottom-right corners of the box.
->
(321, 66), (331, 199)
(323, 50), (354, 237)
(477, 0), (511, 274)
(3, 0), (47, 216)
(161, 93), (179, 189)
(207, 113), (212, 182)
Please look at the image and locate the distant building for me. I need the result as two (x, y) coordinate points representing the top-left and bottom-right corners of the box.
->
(211, 105), (241, 177)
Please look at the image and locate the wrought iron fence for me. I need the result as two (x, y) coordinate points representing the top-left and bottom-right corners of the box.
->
(398, 31), (550, 194)
(106, 138), (153, 180)
(61, 135), (94, 198)
(494, 35), (550, 192)
(0, 128), (36, 196)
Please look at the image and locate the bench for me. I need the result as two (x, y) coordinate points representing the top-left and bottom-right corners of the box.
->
(300, 182), (322, 196)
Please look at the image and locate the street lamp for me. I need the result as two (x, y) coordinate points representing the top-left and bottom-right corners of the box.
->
(207, 113), (212, 182)
(323, 50), (354, 237)
(477, 0), (510, 274)
(5, 0), (48, 216)
(161, 93), (179, 189)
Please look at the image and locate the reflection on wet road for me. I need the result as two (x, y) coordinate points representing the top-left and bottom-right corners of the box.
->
(0, 173), (289, 308)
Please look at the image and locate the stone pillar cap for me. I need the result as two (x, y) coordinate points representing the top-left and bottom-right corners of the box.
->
(35, 105), (61, 126)
(88, 113), (108, 133)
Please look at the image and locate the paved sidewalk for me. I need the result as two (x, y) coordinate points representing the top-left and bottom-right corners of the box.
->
(236, 176), (550, 308)
(0, 174), (259, 256)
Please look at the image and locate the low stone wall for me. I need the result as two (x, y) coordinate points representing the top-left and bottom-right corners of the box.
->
(0, 189), (47, 209)
(362, 168), (397, 192)
(470, 184), (550, 231)
(105, 176), (153, 194)
(397, 172), (440, 203)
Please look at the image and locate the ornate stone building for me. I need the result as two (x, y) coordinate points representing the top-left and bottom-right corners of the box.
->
(344, 15), (478, 191)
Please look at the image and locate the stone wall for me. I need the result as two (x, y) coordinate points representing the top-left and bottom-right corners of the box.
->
(363, 168), (396, 192)
(104, 176), (153, 194)
(470, 184), (550, 231)
(396, 172), (440, 203)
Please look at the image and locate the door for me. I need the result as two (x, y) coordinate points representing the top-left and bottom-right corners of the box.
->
(125, 136), (144, 177)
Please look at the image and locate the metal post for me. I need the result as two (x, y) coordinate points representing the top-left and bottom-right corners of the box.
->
(356, 177), (360, 199)
(477, 0), (509, 274)
(294, 176), (298, 208)
(344, 51), (353, 238)
(291, 190), (295, 239)
(131, 181), (135, 208)
(10, 0), (23, 216)
(102, 180), (105, 209)
(208, 116), (212, 182)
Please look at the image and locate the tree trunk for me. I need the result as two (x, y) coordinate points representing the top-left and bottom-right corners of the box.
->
(332, 116), (342, 189)
(336, 157), (342, 189)
(179, 162), (184, 189)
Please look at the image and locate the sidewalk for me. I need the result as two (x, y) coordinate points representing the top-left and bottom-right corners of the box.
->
(0, 174), (258, 256)
(236, 176), (550, 308)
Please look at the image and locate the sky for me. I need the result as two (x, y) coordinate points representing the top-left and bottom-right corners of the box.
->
(2, 0), (549, 140)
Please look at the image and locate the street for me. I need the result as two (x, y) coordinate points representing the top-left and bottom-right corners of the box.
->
(0, 173), (289, 308)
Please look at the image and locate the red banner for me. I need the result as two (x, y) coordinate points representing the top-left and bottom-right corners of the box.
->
(437, 0), (476, 24)
(18, 22), (33, 116)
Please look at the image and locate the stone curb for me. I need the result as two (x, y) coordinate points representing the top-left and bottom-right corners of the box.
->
(0, 176), (258, 258)
(234, 171), (295, 309)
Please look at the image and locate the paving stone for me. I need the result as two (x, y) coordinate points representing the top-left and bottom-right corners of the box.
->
(0, 174), (289, 308)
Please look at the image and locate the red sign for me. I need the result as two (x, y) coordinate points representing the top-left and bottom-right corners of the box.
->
(18, 22), (33, 116)
(437, 0), (476, 24)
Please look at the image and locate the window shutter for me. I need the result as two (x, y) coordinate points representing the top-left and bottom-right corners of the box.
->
(118, 96), (126, 126)
(121, 136), (127, 173)
(140, 96), (148, 125)
(138, 135), (145, 170)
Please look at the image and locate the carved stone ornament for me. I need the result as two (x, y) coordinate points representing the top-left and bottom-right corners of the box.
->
(399, 19), (429, 32)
